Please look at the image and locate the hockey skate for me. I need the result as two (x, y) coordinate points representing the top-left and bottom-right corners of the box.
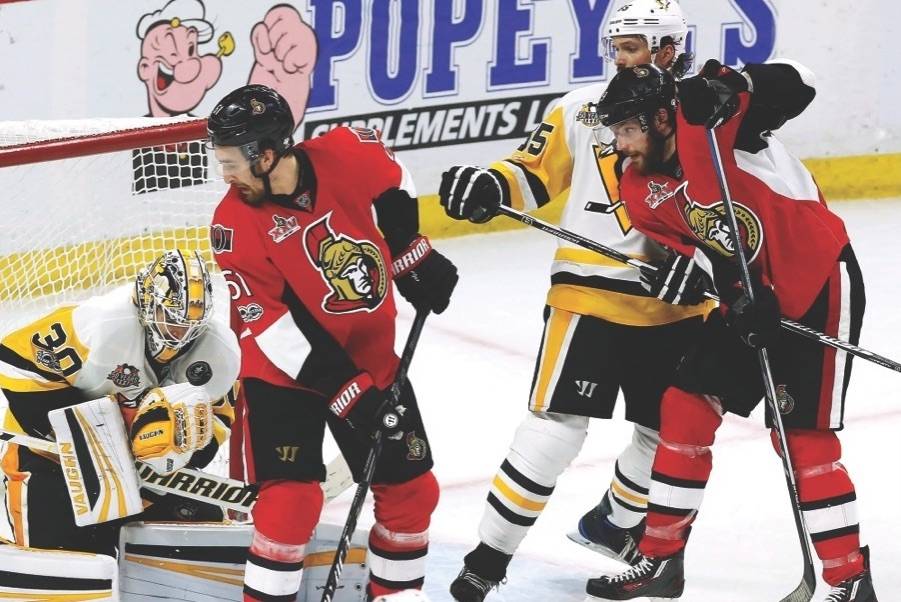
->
(567, 497), (645, 565)
(449, 543), (510, 602)
(824, 547), (878, 602)
(585, 550), (684, 601)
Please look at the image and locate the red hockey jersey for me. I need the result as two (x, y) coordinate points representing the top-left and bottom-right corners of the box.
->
(620, 93), (850, 319)
(211, 127), (413, 392)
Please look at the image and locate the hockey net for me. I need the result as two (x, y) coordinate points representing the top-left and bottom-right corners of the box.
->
(0, 117), (232, 483)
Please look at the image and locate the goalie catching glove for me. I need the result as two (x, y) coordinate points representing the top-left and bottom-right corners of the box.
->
(128, 383), (214, 475)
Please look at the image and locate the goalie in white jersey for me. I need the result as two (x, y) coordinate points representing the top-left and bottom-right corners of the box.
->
(0, 249), (239, 556)
(439, 2), (716, 599)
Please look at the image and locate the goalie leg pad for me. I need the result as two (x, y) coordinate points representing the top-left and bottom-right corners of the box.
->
(47, 395), (144, 526)
(245, 480), (323, 601)
(774, 429), (864, 586)
(478, 411), (588, 555)
(368, 471), (438, 597)
(0, 544), (116, 600)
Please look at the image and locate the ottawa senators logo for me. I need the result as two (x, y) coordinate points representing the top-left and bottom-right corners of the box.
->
(405, 431), (427, 461)
(776, 384), (795, 415)
(673, 181), (763, 262)
(107, 363), (141, 388)
(303, 213), (389, 314)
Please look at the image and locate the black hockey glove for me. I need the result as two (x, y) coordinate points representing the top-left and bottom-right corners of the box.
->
(724, 283), (781, 349)
(390, 235), (458, 314)
(439, 166), (507, 223)
(640, 252), (711, 305)
(328, 372), (404, 439)
(678, 59), (749, 128)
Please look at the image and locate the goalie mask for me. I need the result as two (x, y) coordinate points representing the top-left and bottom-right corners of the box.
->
(135, 250), (213, 363)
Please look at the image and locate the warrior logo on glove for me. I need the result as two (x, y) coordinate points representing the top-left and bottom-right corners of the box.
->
(674, 182), (763, 261)
(304, 213), (389, 314)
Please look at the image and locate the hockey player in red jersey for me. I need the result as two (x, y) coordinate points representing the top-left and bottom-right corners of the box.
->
(207, 84), (458, 601)
(584, 64), (877, 601)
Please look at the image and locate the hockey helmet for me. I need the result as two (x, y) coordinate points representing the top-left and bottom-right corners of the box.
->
(603, 0), (692, 76)
(593, 64), (676, 150)
(135, 250), (213, 363)
(207, 84), (295, 165)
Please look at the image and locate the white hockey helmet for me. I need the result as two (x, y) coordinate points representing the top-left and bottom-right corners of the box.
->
(135, 250), (213, 363)
(603, 0), (692, 75)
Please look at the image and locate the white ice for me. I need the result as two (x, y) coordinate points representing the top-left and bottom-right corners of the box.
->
(320, 198), (901, 601)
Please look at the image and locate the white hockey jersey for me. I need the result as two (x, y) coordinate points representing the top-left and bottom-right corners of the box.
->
(491, 83), (714, 326)
(0, 284), (240, 437)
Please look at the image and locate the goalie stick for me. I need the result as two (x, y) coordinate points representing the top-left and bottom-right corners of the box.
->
(0, 428), (354, 514)
(494, 204), (901, 374)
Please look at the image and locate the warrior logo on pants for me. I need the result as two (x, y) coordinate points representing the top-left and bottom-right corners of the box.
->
(304, 212), (389, 314)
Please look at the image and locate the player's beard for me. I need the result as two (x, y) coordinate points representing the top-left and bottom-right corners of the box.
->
(634, 130), (667, 176)
(238, 182), (265, 206)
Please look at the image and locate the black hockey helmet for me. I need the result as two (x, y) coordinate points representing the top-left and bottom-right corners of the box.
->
(207, 84), (295, 164)
(597, 64), (677, 131)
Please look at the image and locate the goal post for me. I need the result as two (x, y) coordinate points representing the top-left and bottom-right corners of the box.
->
(0, 117), (227, 329)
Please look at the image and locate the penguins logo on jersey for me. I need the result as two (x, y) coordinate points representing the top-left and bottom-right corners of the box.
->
(303, 213), (389, 314)
(35, 349), (62, 373)
(673, 182), (763, 261)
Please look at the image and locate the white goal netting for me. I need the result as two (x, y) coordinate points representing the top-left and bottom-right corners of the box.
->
(0, 118), (233, 504)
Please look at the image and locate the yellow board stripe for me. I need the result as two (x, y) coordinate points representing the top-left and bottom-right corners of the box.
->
(124, 555), (244, 586)
(0, 591), (113, 601)
(304, 547), (367, 568)
(492, 475), (547, 513)
(0, 154), (896, 304)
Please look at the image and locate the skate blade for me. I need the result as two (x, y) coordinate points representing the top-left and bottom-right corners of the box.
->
(566, 530), (630, 565)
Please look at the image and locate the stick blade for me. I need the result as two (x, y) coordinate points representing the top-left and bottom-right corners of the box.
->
(778, 566), (816, 602)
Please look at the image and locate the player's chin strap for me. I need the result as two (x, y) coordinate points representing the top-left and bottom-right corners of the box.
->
(251, 150), (288, 200)
(0, 427), (354, 514)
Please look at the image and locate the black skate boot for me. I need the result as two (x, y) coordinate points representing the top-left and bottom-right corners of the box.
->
(585, 549), (685, 601)
(567, 495), (645, 565)
(824, 547), (878, 602)
(449, 543), (511, 602)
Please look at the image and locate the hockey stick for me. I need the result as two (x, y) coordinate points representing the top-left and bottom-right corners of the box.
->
(494, 204), (901, 374)
(705, 127), (815, 602)
(0, 428), (354, 513)
(320, 308), (430, 602)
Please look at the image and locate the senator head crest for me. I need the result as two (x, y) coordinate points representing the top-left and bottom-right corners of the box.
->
(303, 213), (388, 314)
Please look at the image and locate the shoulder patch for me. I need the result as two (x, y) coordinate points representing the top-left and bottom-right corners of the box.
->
(210, 224), (234, 254)
(349, 126), (380, 143)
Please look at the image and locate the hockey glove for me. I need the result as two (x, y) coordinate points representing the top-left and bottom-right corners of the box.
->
(390, 235), (459, 314)
(439, 166), (507, 223)
(129, 384), (214, 475)
(724, 283), (781, 349)
(678, 59), (749, 128)
(328, 372), (403, 439)
(640, 252), (711, 305)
